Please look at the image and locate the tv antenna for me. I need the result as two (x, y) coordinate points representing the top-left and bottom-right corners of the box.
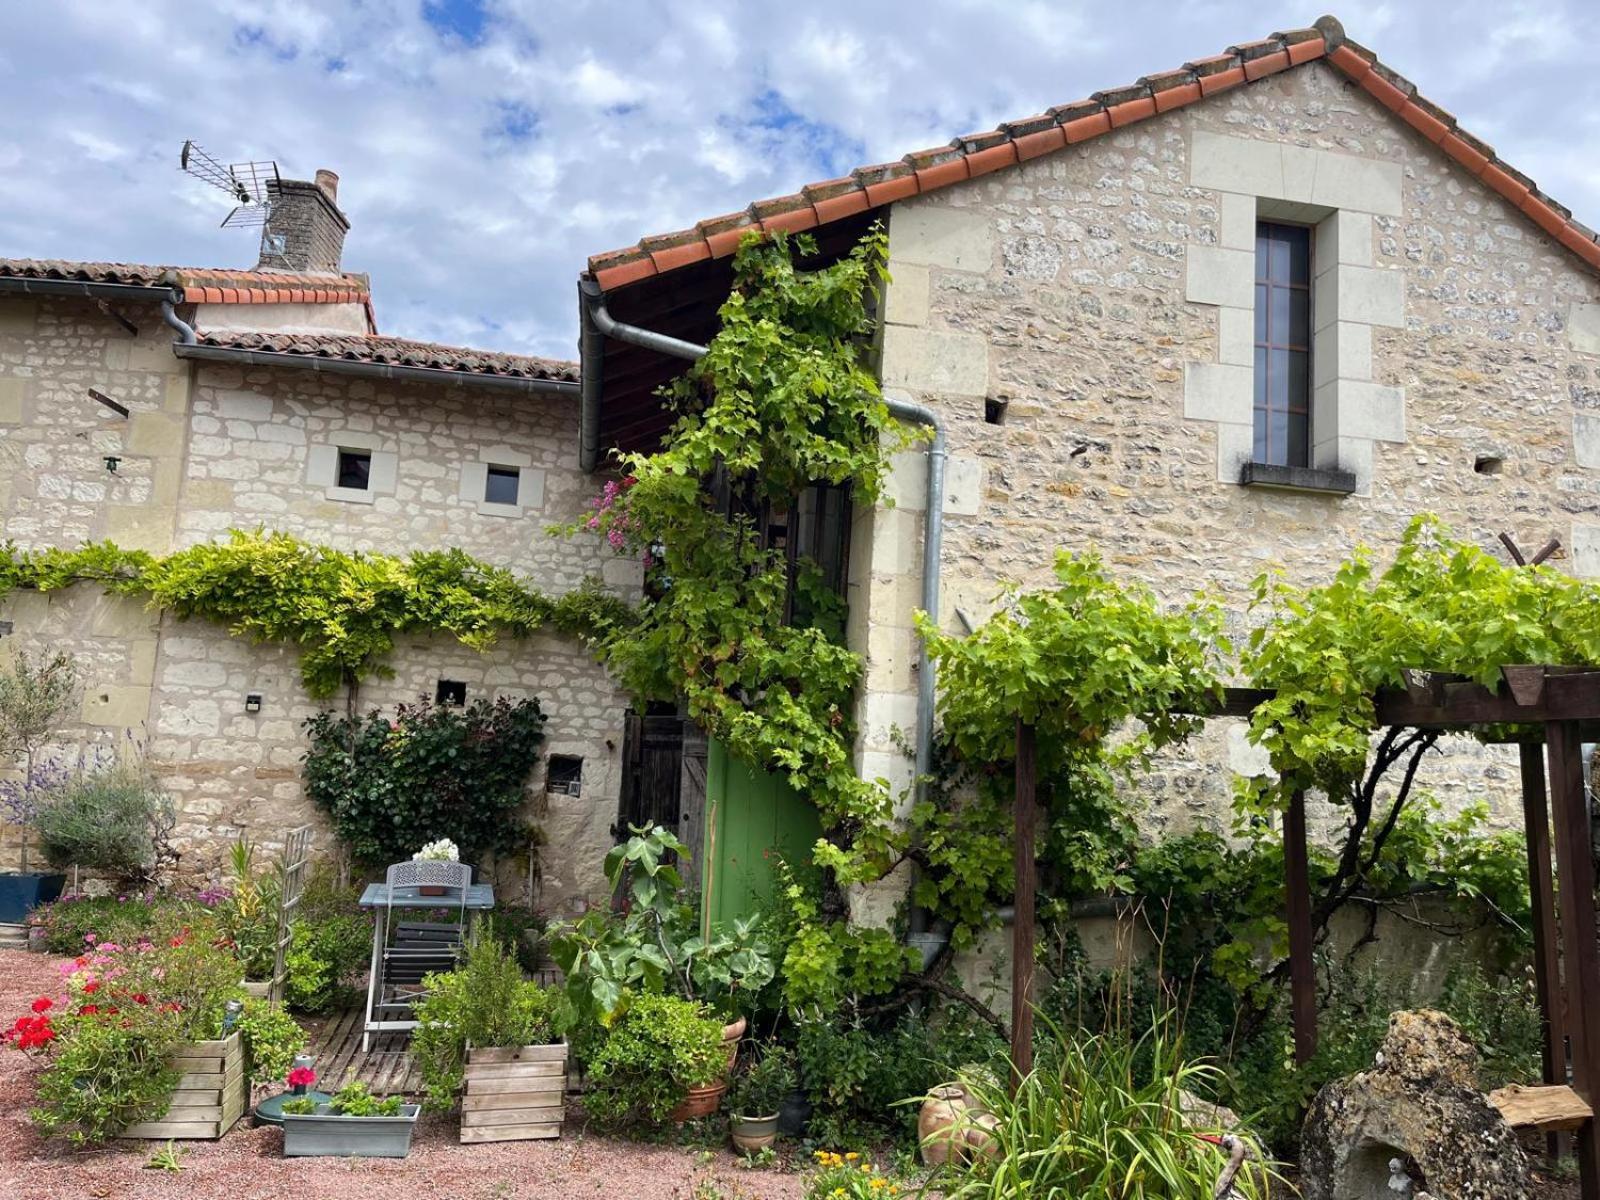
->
(179, 140), (280, 228)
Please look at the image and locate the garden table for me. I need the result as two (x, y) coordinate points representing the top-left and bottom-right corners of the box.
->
(357, 879), (494, 1049)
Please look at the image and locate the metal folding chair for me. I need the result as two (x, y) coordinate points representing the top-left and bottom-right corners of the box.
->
(362, 859), (472, 1051)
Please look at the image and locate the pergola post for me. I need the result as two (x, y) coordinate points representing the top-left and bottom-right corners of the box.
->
(1284, 788), (1317, 1065)
(1011, 718), (1038, 1091)
(1548, 720), (1600, 1200)
(1520, 740), (1565, 1158)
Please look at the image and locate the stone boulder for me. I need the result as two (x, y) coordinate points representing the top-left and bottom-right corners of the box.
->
(1300, 1010), (1529, 1200)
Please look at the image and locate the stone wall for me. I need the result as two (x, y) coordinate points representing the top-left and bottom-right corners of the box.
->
(867, 58), (1600, 857)
(0, 297), (634, 910)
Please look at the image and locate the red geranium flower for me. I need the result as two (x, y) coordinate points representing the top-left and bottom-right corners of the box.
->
(30, 998), (51, 1014)
(82, 981), (100, 995)
(286, 1066), (317, 1088)
(79, 1004), (99, 1016)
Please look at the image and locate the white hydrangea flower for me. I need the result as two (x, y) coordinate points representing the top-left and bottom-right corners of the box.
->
(413, 838), (460, 862)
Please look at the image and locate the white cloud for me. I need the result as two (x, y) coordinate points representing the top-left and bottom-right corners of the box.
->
(1, 0), (1596, 363)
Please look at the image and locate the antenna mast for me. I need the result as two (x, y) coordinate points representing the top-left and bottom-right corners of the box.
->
(179, 140), (280, 229)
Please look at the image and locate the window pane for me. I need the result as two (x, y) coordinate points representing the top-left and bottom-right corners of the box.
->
(1289, 288), (1310, 346)
(1286, 351), (1310, 413)
(1254, 346), (1268, 408)
(1267, 407), (1289, 465)
(1287, 412), (1310, 467)
(1285, 226), (1311, 284)
(337, 450), (371, 490)
(1269, 286), (1292, 345)
(485, 466), (520, 506)
(1256, 234), (1271, 279)
(1254, 408), (1270, 463)
(1255, 284), (1269, 343)
(1270, 236), (1290, 282)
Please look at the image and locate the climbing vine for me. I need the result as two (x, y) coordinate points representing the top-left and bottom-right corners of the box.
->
(0, 531), (632, 698)
(573, 227), (915, 879)
(915, 519), (1584, 1008)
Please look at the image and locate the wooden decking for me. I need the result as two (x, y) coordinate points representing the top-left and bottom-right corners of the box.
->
(304, 1009), (422, 1097)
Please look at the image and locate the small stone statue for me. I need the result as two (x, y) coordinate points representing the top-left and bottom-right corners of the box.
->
(1387, 1158), (1411, 1195)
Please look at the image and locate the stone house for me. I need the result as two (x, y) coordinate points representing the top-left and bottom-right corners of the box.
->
(0, 172), (636, 909)
(5, 14), (1600, 922)
(582, 13), (1600, 888)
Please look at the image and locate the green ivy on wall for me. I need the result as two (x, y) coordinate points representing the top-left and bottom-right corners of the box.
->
(571, 226), (916, 882)
(0, 530), (634, 697)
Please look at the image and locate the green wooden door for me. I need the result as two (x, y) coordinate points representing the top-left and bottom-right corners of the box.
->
(700, 737), (822, 931)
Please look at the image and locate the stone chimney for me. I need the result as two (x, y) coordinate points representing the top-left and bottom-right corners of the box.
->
(257, 168), (350, 274)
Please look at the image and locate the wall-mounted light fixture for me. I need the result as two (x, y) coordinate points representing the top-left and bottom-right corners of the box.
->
(103, 456), (121, 474)
(245, 693), (263, 714)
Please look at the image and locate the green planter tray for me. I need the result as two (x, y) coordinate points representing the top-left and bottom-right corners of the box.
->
(281, 1105), (420, 1158)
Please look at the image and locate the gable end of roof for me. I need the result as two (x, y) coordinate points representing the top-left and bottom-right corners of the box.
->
(587, 12), (1600, 291)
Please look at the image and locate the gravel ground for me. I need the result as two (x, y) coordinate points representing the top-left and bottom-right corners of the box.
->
(0, 950), (804, 1200)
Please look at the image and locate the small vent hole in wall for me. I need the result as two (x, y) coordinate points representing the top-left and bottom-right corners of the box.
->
(1474, 455), (1504, 476)
(984, 398), (1009, 425)
(435, 679), (467, 706)
(546, 755), (582, 797)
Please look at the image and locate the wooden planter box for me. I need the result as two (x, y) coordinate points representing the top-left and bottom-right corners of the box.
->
(122, 1031), (249, 1140)
(461, 1043), (567, 1143)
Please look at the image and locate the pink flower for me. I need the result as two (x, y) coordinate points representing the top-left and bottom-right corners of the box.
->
(286, 1066), (317, 1088)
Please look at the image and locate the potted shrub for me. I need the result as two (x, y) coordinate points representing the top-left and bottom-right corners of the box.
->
(0, 653), (78, 922)
(32, 760), (176, 894)
(280, 1081), (419, 1158)
(729, 1042), (796, 1153)
(583, 991), (726, 1128)
(412, 935), (573, 1142)
(552, 824), (772, 1071)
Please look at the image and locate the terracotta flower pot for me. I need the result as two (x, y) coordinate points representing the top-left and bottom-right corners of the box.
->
(670, 1079), (727, 1122)
(918, 1082), (999, 1166)
(721, 1016), (746, 1070)
(418, 885), (447, 896)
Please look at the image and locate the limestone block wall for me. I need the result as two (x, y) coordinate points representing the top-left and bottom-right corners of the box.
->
(0, 304), (636, 907)
(144, 619), (627, 911)
(869, 58), (1600, 850)
(0, 295), (193, 872)
(0, 295), (191, 554)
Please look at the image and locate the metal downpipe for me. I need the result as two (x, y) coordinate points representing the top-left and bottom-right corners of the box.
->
(578, 278), (707, 472)
(161, 294), (197, 344)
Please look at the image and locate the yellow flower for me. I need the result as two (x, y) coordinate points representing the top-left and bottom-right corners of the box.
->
(844, 1153), (860, 1162)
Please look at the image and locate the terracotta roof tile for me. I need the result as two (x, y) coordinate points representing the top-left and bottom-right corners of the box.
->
(585, 15), (1600, 291)
(0, 259), (371, 304)
(195, 330), (578, 383)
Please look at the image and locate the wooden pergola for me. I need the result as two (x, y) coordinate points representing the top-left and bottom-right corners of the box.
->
(1011, 662), (1600, 1199)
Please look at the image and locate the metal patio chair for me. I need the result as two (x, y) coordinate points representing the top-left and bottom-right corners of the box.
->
(361, 858), (472, 1051)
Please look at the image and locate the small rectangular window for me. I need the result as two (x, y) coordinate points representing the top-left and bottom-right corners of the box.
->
(484, 465), (520, 506)
(546, 755), (582, 797)
(435, 680), (466, 707)
(337, 449), (373, 490)
(1253, 223), (1312, 468)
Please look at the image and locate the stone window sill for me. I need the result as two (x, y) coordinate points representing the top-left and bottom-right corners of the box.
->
(1239, 462), (1356, 496)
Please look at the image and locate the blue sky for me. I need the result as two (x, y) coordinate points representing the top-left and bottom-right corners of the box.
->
(2, 1), (1597, 360)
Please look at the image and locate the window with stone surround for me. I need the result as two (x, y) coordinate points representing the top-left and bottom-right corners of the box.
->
(1253, 222), (1312, 468)
(460, 446), (543, 518)
(306, 432), (396, 504)
(1183, 131), (1406, 496)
